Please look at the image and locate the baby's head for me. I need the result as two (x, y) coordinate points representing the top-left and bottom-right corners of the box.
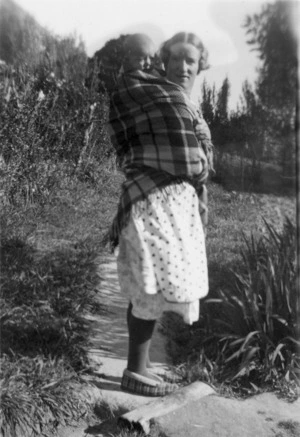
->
(122, 33), (156, 72)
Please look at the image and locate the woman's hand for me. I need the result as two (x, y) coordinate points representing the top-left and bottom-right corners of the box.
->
(194, 118), (211, 141)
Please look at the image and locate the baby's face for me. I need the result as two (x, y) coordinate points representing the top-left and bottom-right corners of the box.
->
(125, 41), (155, 72)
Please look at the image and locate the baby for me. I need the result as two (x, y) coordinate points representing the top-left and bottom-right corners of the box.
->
(120, 33), (212, 231)
(122, 33), (156, 73)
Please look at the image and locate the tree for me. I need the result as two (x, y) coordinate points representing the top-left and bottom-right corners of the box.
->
(0, 0), (50, 65)
(245, 1), (297, 112)
(216, 77), (230, 123)
(239, 80), (265, 160)
(200, 79), (216, 127)
(86, 34), (128, 93)
(213, 77), (231, 146)
(244, 1), (297, 173)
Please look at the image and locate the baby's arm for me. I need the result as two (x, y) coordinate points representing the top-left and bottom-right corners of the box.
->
(194, 116), (215, 176)
(194, 118), (211, 142)
(193, 116), (210, 233)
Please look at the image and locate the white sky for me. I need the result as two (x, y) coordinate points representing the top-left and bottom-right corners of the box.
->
(15, 0), (275, 109)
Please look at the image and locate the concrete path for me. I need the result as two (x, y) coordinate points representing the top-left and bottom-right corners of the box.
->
(85, 252), (176, 406)
(88, 253), (169, 365)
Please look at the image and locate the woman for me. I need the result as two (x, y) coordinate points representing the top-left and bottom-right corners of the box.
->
(108, 32), (211, 396)
(160, 32), (213, 232)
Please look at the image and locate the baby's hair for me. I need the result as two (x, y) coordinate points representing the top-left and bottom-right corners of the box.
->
(123, 33), (154, 56)
(160, 32), (209, 74)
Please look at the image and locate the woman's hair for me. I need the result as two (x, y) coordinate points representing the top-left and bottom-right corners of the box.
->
(160, 32), (209, 74)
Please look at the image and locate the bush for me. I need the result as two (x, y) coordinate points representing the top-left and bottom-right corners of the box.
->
(0, 230), (105, 435)
(0, 355), (90, 437)
(0, 37), (113, 206)
(0, 10), (117, 435)
(212, 149), (295, 195)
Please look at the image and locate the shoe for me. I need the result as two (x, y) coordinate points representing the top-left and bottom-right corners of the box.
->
(121, 369), (178, 397)
(149, 368), (183, 384)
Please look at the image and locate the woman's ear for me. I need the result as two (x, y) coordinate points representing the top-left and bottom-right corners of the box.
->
(198, 48), (210, 73)
(154, 53), (164, 70)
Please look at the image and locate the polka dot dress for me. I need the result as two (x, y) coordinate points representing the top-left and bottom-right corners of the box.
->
(117, 182), (209, 325)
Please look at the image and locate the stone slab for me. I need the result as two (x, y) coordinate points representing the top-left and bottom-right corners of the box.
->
(154, 392), (300, 437)
(119, 381), (215, 434)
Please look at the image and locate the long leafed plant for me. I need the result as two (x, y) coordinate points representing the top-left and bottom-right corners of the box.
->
(206, 217), (299, 385)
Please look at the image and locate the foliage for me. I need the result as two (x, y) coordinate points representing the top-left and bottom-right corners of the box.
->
(0, 173), (115, 436)
(0, 45), (113, 206)
(0, 234), (101, 364)
(0, 0), (115, 207)
(231, 80), (266, 160)
(211, 218), (299, 383)
(0, 4), (115, 431)
(201, 79), (216, 128)
(244, 1), (297, 113)
(215, 77), (230, 124)
(0, 355), (90, 437)
(0, 237), (101, 436)
(243, 0), (297, 174)
(200, 1), (297, 184)
(201, 77), (231, 147)
(166, 216), (298, 394)
(1, 1), (298, 432)
(0, 0), (48, 65)
(86, 34), (129, 93)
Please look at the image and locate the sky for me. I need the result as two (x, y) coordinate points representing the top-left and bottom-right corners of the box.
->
(15, 0), (276, 109)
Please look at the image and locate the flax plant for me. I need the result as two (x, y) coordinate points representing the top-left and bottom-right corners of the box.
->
(209, 217), (299, 384)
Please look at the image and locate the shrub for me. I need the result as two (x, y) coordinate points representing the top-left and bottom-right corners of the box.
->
(0, 37), (113, 206)
(0, 234), (103, 365)
(0, 355), (90, 437)
(212, 149), (295, 195)
(0, 231), (105, 436)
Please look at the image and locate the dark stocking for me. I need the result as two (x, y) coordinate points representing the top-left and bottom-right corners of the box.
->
(127, 302), (154, 368)
(127, 307), (156, 377)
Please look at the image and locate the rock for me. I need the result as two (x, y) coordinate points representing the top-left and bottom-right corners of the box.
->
(119, 381), (215, 434)
(154, 392), (300, 437)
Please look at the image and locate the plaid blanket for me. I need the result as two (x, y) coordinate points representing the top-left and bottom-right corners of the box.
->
(107, 70), (209, 249)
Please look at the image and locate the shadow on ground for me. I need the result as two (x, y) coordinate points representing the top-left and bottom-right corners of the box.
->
(0, 235), (105, 367)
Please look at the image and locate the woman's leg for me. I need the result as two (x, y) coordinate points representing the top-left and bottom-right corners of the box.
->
(127, 310), (157, 378)
(127, 302), (154, 369)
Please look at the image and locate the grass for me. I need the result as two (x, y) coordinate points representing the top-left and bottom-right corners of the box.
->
(87, 401), (162, 437)
(162, 180), (298, 399)
(0, 355), (89, 436)
(200, 181), (295, 304)
(0, 164), (297, 435)
(212, 151), (296, 196)
(0, 164), (122, 436)
(276, 420), (300, 437)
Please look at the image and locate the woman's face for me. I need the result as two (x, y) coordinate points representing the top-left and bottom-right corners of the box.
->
(166, 42), (200, 95)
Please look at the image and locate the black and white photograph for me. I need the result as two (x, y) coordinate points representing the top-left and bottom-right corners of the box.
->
(0, 0), (299, 435)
